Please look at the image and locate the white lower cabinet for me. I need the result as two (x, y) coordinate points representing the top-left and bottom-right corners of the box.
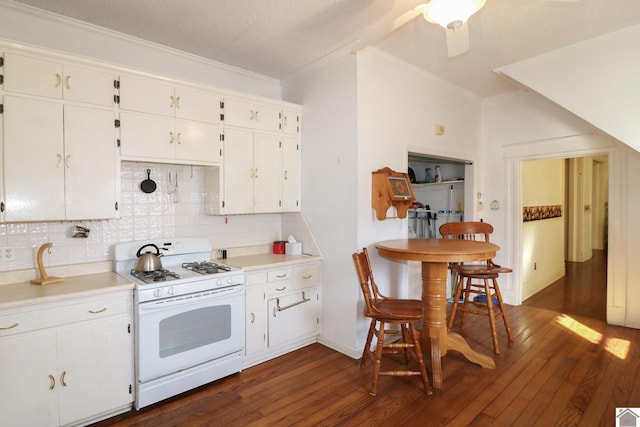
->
(244, 262), (321, 367)
(0, 292), (133, 426)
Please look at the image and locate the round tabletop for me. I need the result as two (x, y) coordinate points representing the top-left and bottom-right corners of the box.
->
(375, 238), (499, 263)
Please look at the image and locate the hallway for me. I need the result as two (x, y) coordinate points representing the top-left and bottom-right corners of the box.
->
(523, 249), (607, 321)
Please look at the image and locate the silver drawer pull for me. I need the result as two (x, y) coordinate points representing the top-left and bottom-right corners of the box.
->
(0, 323), (19, 330)
(49, 374), (56, 390)
(276, 292), (310, 313)
(276, 274), (287, 278)
(302, 274), (312, 279)
(275, 286), (287, 292)
(88, 307), (107, 314)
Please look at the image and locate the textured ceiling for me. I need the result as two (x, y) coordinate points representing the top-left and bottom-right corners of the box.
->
(10, 0), (640, 97)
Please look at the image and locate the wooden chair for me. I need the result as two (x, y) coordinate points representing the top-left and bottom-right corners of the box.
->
(352, 248), (431, 396)
(439, 222), (514, 354)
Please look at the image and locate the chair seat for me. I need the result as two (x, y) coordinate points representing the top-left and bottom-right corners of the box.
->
(451, 264), (512, 276)
(372, 299), (423, 321)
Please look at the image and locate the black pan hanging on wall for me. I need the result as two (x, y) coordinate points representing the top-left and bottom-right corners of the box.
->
(140, 169), (157, 193)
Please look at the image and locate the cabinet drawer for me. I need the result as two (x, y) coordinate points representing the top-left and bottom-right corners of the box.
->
(294, 264), (321, 289)
(267, 268), (293, 282)
(267, 281), (292, 296)
(245, 272), (267, 286)
(0, 295), (130, 337)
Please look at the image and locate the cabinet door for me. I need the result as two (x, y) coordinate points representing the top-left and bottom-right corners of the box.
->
(282, 109), (300, 135)
(57, 316), (133, 426)
(253, 132), (282, 213)
(175, 119), (221, 165)
(3, 52), (63, 99)
(3, 96), (66, 221)
(245, 286), (267, 357)
(63, 63), (116, 107)
(267, 289), (319, 348)
(119, 73), (175, 117)
(223, 98), (281, 132)
(281, 136), (301, 212)
(175, 86), (222, 124)
(64, 105), (117, 219)
(223, 128), (254, 214)
(119, 111), (175, 160)
(0, 331), (59, 426)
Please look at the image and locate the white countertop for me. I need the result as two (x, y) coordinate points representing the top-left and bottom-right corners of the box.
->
(0, 272), (134, 310)
(224, 253), (322, 271)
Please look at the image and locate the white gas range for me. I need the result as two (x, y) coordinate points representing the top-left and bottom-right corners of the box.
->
(113, 237), (245, 410)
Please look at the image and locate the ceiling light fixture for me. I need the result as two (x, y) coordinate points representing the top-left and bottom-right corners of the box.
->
(422, 0), (486, 30)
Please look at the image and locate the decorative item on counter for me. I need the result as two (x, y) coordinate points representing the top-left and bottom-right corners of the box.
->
(71, 225), (90, 238)
(425, 168), (434, 183)
(434, 165), (442, 182)
(140, 169), (157, 193)
(273, 240), (287, 254)
(30, 242), (64, 285)
(285, 235), (302, 256)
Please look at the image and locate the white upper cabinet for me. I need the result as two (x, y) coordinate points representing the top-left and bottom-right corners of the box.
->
(2, 96), (118, 222)
(221, 128), (281, 214)
(282, 109), (301, 135)
(222, 97), (281, 132)
(118, 73), (223, 165)
(1, 50), (119, 222)
(3, 52), (116, 107)
(282, 136), (301, 212)
(119, 73), (222, 123)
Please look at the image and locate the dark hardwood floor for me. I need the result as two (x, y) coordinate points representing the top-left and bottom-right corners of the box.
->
(95, 250), (640, 426)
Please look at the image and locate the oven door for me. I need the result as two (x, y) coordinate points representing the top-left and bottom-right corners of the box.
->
(137, 285), (244, 383)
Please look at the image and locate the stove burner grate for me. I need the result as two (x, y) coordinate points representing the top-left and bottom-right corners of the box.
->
(131, 269), (180, 283)
(182, 261), (231, 275)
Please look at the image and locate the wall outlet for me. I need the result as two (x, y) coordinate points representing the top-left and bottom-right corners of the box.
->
(0, 247), (15, 261)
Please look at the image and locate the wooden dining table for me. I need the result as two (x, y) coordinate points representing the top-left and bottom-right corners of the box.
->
(375, 238), (499, 389)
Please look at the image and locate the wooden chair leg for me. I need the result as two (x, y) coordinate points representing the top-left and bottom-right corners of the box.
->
(408, 322), (431, 395)
(448, 273), (464, 330)
(370, 320), (386, 396)
(361, 319), (377, 367)
(400, 325), (412, 367)
(460, 276), (472, 330)
(484, 278), (500, 354)
(492, 277), (514, 342)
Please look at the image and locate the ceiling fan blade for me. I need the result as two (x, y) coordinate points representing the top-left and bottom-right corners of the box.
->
(445, 23), (470, 58)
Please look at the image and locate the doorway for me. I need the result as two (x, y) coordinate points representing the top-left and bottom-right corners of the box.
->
(521, 155), (608, 320)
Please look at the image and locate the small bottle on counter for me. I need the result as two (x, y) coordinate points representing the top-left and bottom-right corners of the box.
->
(434, 165), (442, 182)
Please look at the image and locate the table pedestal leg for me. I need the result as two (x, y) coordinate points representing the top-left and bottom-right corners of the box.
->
(421, 261), (495, 389)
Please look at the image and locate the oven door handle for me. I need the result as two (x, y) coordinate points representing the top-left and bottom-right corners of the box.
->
(139, 287), (243, 311)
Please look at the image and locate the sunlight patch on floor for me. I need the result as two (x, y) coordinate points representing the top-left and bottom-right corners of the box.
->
(555, 314), (630, 360)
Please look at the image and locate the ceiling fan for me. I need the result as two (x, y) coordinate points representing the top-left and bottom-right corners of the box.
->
(420, 0), (486, 58)
(357, 0), (486, 58)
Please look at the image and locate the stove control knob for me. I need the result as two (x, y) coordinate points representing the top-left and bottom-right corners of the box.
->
(216, 278), (222, 287)
(226, 277), (234, 285)
(153, 289), (162, 298)
(168, 287), (175, 295)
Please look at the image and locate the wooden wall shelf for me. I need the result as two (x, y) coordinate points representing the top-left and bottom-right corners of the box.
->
(371, 167), (416, 220)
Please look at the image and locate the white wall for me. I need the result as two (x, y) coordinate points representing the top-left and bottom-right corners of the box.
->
(496, 24), (640, 153)
(0, 1), (280, 99)
(282, 54), (360, 356)
(521, 159), (565, 300)
(283, 48), (483, 356)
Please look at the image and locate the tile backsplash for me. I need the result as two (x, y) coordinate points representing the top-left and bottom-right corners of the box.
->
(0, 162), (285, 272)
